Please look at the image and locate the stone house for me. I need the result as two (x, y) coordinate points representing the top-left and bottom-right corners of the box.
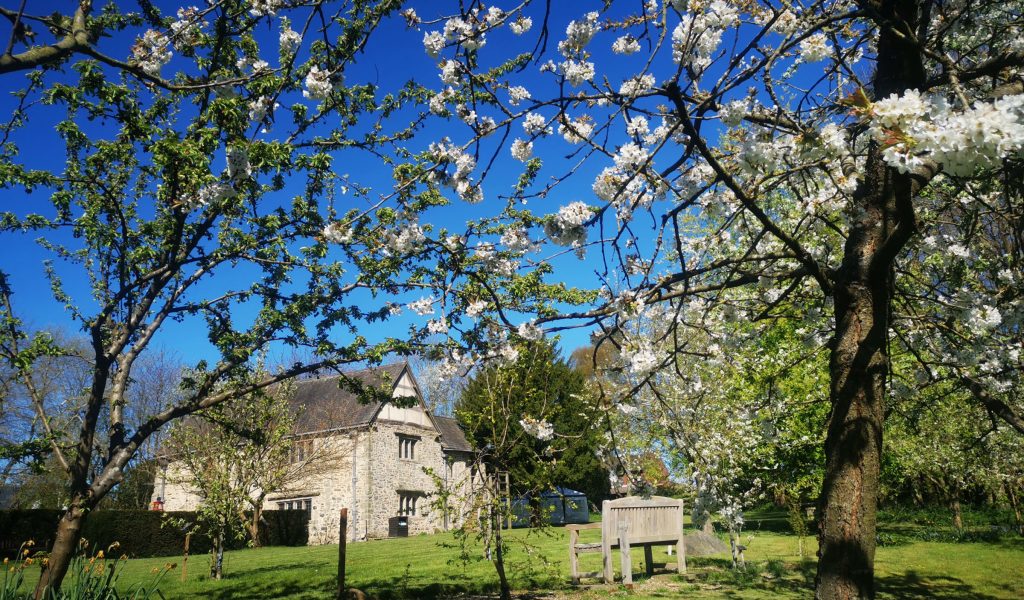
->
(154, 362), (480, 542)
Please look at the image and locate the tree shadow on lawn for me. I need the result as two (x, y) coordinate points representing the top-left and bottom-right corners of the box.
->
(679, 556), (1010, 600)
(877, 570), (1006, 600)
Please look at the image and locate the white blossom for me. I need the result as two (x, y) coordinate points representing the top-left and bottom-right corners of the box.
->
(718, 100), (746, 127)
(511, 139), (533, 161)
(131, 30), (172, 77)
(169, 7), (205, 49)
(248, 96), (278, 123)
(423, 31), (445, 58)
(619, 73), (656, 96)
(558, 12), (600, 57)
(466, 300), (488, 317)
(280, 27), (302, 55)
(626, 116), (650, 138)
(523, 112), (551, 136)
(185, 183), (235, 210)
(408, 296), (435, 316)
(612, 35), (641, 55)
(561, 60), (595, 86)
(799, 33), (832, 63)
(509, 16), (533, 35)
(322, 221), (352, 244)
(559, 117), (594, 144)
(507, 86), (531, 106)
(249, 0), (281, 17)
(226, 146), (251, 182)
(520, 416), (554, 441)
(517, 321), (544, 341)
(427, 318), (449, 335)
(304, 66), (340, 101)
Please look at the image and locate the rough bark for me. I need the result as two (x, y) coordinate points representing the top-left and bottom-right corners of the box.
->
(951, 497), (963, 532)
(493, 507), (511, 600)
(211, 529), (225, 580)
(815, 2), (926, 598)
(33, 505), (85, 598)
(1005, 484), (1023, 536)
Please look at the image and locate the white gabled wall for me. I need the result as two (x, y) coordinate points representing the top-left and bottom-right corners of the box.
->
(374, 371), (430, 427)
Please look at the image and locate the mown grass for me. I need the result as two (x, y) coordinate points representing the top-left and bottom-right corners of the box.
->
(12, 510), (1024, 599)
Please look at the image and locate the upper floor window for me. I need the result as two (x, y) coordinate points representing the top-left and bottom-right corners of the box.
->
(398, 435), (418, 460)
(290, 439), (312, 463)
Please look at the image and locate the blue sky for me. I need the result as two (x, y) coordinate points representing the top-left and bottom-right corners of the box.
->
(0, 0), (626, 368)
(1, 0), (829, 370)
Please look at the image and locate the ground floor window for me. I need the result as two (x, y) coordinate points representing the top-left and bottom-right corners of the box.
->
(277, 497), (312, 512)
(398, 492), (419, 516)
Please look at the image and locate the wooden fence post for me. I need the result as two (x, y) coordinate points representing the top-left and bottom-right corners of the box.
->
(337, 508), (348, 600)
(181, 532), (191, 582)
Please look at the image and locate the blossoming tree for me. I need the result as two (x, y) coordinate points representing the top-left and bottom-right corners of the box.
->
(398, 1), (1024, 598)
(4, 0), (1024, 598)
(0, 0), (573, 595)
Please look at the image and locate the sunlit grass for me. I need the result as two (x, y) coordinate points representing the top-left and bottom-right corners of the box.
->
(14, 513), (1024, 599)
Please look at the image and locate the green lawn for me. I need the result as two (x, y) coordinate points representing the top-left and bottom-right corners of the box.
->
(13, 516), (1024, 599)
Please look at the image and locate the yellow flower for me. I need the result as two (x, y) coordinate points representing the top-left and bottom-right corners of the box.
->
(26, 540), (35, 547)
(96, 550), (104, 559)
(22, 549), (29, 556)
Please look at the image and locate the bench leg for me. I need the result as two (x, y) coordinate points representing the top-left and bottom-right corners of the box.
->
(644, 545), (653, 576)
(619, 522), (632, 586)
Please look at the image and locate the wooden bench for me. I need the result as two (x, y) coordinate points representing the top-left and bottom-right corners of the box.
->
(568, 496), (686, 585)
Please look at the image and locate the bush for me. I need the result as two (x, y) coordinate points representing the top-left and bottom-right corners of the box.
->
(0, 510), (308, 559)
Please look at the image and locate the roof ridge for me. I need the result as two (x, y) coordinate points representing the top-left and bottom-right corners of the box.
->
(295, 360), (408, 385)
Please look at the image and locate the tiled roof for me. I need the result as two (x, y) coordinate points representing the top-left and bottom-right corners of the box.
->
(432, 415), (474, 452)
(290, 362), (407, 434)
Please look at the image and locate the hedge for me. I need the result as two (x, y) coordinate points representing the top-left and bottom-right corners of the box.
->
(0, 509), (308, 558)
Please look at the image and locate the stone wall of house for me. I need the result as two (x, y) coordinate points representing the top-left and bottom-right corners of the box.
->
(151, 368), (479, 544)
(155, 462), (202, 511)
(436, 450), (480, 531)
(363, 419), (446, 538)
(263, 432), (360, 544)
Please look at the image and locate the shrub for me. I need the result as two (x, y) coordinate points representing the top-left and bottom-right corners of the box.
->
(0, 510), (308, 559)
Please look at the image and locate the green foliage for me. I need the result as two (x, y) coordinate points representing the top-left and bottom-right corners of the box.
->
(456, 340), (609, 504)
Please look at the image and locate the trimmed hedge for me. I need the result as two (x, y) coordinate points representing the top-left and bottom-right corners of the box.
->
(0, 509), (308, 558)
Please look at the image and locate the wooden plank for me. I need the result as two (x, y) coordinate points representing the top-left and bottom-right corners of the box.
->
(602, 500), (614, 584)
(618, 521), (632, 586)
(337, 508), (348, 600)
(569, 525), (580, 584)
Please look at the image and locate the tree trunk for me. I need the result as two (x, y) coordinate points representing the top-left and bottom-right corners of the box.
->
(951, 496), (963, 532)
(247, 503), (264, 548)
(816, 218), (890, 600)
(815, 1), (925, 599)
(211, 529), (225, 580)
(33, 505), (86, 598)
(492, 514), (511, 600)
(1005, 483), (1023, 536)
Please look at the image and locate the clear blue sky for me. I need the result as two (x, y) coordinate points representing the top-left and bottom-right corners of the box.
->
(0, 0), (640, 367)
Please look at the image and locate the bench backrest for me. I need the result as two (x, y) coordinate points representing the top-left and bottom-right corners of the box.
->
(601, 496), (683, 545)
